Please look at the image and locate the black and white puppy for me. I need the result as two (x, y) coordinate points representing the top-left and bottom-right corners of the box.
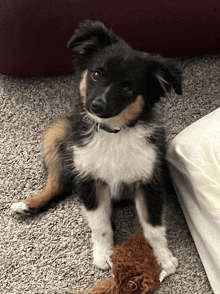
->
(12, 20), (182, 278)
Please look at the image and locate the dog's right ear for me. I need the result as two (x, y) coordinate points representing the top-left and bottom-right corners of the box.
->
(67, 20), (119, 53)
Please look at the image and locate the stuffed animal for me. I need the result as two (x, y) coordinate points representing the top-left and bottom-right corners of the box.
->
(84, 235), (167, 294)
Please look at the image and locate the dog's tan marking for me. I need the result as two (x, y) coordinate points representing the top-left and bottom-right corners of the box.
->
(24, 176), (59, 208)
(96, 181), (108, 206)
(79, 70), (88, 99)
(23, 118), (72, 210)
(109, 95), (145, 128)
(135, 187), (149, 223)
(42, 118), (71, 163)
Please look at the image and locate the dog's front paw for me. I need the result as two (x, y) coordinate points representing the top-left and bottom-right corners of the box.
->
(163, 255), (178, 275)
(157, 251), (178, 277)
(11, 201), (33, 215)
(93, 246), (113, 270)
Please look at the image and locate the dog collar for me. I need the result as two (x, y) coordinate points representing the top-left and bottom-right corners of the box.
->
(96, 123), (121, 134)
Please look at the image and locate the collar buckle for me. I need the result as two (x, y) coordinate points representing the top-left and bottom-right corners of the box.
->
(96, 123), (120, 134)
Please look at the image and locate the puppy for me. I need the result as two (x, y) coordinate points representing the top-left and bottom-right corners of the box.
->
(12, 20), (182, 277)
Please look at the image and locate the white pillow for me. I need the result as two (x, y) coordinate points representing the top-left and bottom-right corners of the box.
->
(166, 107), (220, 294)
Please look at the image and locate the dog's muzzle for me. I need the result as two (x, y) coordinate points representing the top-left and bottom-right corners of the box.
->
(90, 98), (106, 116)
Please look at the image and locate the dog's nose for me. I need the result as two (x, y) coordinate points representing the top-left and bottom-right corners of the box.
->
(91, 98), (106, 115)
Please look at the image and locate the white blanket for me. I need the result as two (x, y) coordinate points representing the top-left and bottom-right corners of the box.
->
(166, 107), (220, 294)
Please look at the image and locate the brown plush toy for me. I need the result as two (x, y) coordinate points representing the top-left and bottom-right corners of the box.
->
(84, 235), (166, 294)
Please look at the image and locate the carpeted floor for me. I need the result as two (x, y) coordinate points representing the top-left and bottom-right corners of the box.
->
(1, 54), (220, 294)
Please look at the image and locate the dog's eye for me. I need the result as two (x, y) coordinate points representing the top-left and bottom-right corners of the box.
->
(92, 70), (102, 81)
(122, 83), (133, 96)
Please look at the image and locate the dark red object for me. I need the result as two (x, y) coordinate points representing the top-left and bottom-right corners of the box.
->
(1, 0), (220, 77)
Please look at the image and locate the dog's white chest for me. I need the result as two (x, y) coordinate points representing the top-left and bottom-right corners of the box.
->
(73, 126), (156, 195)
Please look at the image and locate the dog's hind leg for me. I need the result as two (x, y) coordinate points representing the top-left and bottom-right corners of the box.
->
(11, 118), (74, 214)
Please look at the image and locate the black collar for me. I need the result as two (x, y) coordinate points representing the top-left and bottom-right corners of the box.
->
(96, 123), (120, 134)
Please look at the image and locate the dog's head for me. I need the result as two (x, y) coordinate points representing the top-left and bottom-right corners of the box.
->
(68, 20), (182, 131)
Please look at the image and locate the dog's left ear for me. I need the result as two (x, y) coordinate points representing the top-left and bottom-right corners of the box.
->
(149, 55), (182, 96)
(67, 20), (120, 53)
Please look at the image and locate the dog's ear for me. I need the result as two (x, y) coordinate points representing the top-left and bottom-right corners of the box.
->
(149, 55), (182, 96)
(67, 20), (119, 53)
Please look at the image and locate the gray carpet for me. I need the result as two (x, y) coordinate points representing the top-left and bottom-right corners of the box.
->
(1, 54), (220, 294)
